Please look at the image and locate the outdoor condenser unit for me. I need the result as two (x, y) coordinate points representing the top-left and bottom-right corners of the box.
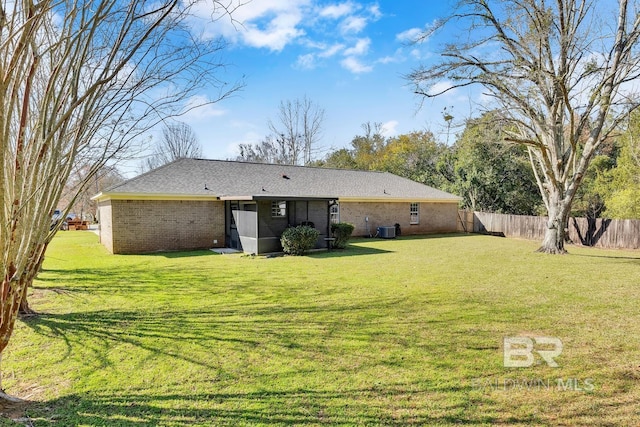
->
(377, 226), (396, 239)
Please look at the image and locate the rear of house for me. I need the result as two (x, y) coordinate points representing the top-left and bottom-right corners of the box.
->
(93, 159), (461, 254)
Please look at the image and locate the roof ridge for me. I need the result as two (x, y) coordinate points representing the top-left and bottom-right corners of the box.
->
(103, 158), (187, 192)
(190, 158), (391, 175)
(94, 157), (462, 202)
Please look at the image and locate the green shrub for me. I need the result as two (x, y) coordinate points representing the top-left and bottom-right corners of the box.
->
(331, 222), (355, 249)
(281, 225), (320, 255)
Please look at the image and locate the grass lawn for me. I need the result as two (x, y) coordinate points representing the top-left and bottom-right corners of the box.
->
(2, 231), (640, 426)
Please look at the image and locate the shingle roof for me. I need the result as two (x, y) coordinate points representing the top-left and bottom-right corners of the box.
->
(96, 159), (461, 202)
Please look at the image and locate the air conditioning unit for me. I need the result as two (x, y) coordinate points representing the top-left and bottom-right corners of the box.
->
(377, 226), (396, 239)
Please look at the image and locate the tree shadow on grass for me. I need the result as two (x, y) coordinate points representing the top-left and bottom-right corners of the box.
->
(15, 297), (568, 425)
(20, 293), (444, 367)
(570, 252), (640, 263)
(33, 262), (250, 297)
(141, 249), (220, 259)
(313, 233), (476, 258)
(309, 245), (393, 258)
(395, 232), (476, 241)
(26, 384), (510, 426)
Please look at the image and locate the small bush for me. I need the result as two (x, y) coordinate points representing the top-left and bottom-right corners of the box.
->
(331, 222), (355, 249)
(281, 225), (320, 255)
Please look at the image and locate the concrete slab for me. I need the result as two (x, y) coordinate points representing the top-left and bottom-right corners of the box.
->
(210, 248), (241, 254)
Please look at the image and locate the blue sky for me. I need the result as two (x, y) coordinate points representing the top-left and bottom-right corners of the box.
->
(165, 0), (478, 164)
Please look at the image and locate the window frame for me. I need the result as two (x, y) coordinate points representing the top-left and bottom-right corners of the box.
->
(329, 202), (340, 224)
(271, 200), (287, 218)
(410, 202), (420, 225)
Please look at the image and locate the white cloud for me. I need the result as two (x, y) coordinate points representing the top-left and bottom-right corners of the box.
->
(341, 57), (372, 73)
(296, 53), (317, 69)
(396, 27), (422, 43)
(344, 38), (370, 56)
(381, 120), (399, 138)
(410, 48), (423, 59)
(319, 2), (354, 19)
(428, 81), (456, 97)
(368, 4), (382, 19)
(187, 0), (384, 71)
(188, 0), (310, 52)
(377, 56), (396, 64)
(376, 48), (405, 64)
(182, 95), (227, 121)
(242, 13), (306, 51)
(319, 43), (345, 58)
(340, 15), (367, 34)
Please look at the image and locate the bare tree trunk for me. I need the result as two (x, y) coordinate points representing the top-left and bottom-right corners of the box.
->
(18, 286), (34, 318)
(18, 243), (47, 317)
(0, 0), (242, 402)
(538, 199), (570, 254)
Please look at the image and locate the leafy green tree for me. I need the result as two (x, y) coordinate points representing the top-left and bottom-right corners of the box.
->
(598, 114), (640, 219)
(451, 112), (543, 215)
(321, 124), (451, 189)
(321, 148), (358, 170)
(318, 123), (386, 170)
(350, 122), (387, 170)
(375, 131), (450, 188)
(570, 141), (618, 219)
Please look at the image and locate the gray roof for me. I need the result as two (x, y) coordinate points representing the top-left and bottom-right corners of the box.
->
(97, 159), (461, 202)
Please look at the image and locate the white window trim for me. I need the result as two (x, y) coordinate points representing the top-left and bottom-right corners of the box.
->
(410, 202), (420, 225)
(271, 200), (287, 218)
(330, 203), (340, 224)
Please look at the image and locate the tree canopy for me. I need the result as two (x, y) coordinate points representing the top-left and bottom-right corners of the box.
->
(408, 0), (640, 253)
(446, 112), (543, 215)
(597, 111), (640, 219)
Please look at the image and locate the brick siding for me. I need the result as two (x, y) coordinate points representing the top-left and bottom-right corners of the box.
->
(339, 201), (458, 237)
(98, 198), (459, 254)
(99, 199), (225, 254)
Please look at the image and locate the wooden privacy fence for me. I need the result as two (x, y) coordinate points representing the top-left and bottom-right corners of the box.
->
(458, 211), (640, 250)
(457, 210), (475, 233)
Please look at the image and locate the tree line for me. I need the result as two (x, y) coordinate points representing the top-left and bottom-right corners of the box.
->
(236, 107), (640, 221)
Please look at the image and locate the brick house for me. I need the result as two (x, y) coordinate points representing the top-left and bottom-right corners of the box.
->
(93, 159), (461, 254)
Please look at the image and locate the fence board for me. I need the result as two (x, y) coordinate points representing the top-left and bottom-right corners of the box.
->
(469, 211), (640, 250)
(457, 210), (474, 233)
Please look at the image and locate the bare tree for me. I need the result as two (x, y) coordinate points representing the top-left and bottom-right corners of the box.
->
(0, 0), (242, 399)
(237, 135), (289, 164)
(59, 164), (125, 223)
(142, 122), (203, 171)
(267, 96), (325, 165)
(408, 0), (640, 253)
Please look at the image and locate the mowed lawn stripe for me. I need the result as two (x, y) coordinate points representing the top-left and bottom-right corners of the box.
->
(3, 231), (639, 426)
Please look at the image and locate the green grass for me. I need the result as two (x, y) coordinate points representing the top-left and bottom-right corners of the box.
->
(3, 231), (640, 425)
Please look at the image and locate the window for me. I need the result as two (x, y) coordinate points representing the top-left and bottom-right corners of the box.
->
(410, 203), (419, 224)
(271, 200), (287, 218)
(330, 202), (340, 224)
